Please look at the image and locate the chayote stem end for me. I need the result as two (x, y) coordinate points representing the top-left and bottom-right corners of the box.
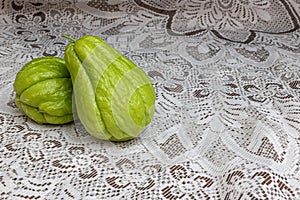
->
(61, 34), (76, 42)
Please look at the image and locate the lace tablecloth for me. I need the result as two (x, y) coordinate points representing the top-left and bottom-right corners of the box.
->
(1, 0), (300, 199)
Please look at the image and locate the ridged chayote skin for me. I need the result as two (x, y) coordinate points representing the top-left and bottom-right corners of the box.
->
(13, 56), (73, 124)
(64, 35), (156, 141)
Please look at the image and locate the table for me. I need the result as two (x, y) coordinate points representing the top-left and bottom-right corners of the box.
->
(1, 0), (300, 199)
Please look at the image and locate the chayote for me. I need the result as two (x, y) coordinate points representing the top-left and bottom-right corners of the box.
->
(13, 56), (73, 124)
(64, 35), (156, 141)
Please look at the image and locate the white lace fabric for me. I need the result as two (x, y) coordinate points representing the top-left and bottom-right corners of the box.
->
(0, 0), (300, 199)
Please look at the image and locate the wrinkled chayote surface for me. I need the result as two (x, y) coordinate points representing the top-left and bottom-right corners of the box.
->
(13, 56), (73, 124)
(64, 35), (156, 141)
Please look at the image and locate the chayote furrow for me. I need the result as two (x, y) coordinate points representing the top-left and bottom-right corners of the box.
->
(13, 56), (73, 124)
(64, 35), (156, 141)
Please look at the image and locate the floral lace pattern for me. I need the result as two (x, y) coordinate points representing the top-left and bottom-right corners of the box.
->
(1, 0), (300, 199)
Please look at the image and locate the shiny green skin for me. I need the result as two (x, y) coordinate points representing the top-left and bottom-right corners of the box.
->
(64, 35), (156, 141)
(13, 56), (73, 124)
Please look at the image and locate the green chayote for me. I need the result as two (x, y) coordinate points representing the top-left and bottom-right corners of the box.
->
(64, 35), (156, 141)
(13, 56), (73, 124)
